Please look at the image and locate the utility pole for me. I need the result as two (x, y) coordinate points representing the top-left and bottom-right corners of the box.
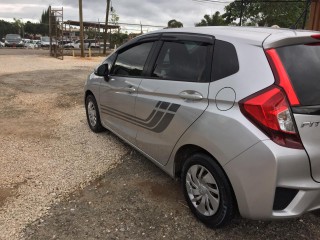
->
(79, 0), (85, 58)
(103, 0), (111, 55)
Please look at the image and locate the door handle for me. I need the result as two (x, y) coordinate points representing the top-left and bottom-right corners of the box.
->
(124, 86), (137, 93)
(179, 90), (203, 100)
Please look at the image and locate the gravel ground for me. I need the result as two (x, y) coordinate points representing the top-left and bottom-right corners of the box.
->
(0, 52), (128, 239)
(24, 151), (320, 240)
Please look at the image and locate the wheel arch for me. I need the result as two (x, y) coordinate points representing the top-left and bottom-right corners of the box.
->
(174, 144), (239, 211)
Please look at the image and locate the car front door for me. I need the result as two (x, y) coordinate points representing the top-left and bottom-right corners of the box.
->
(135, 34), (214, 165)
(99, 41), (155, 144)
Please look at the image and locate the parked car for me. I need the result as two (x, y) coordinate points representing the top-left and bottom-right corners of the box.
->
(84, 27), (320, 227)
(65, 39), (99, 49)
(4, 34), (24, 47)
(40, 36), (56, 47)
(0, 41), (4, 48)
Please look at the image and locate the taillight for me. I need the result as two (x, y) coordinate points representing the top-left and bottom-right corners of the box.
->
(239, 86), (303, 149)
(311, 34), (320, 40)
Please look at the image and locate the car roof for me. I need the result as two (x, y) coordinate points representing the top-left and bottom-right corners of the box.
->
(142, 26), (320, 47)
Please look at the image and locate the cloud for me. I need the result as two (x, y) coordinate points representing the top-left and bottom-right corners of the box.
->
(0, 0), (228, 31)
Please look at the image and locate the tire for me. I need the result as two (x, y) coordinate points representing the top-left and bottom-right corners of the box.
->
(85, 94), (105, 133)
(181, 153), (235, 228)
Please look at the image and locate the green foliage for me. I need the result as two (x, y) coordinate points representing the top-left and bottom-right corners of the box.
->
(111, 32), (128, 47)
(223, 0), (306, 28)
(195, 12), (227, 26)
(0, 20), (19, 40)
(167, 19), (183, 28)
(41, 8), (50, 24)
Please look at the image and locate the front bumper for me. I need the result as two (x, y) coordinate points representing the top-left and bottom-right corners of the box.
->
(224, 140), (320, 220)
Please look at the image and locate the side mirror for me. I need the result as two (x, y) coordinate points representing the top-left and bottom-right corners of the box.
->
(94, 63), (109, 77)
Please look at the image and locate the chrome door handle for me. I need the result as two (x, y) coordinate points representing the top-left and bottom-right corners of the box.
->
(179, 90), (203, 100)
(124, 86), (137, 93)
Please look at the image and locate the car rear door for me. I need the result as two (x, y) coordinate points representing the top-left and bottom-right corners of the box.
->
(275, 41), (320, 182)
(135, 33), (214, 165)
(99, 41), (156, 144)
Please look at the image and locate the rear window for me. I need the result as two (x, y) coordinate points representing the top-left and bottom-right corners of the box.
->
(277, 44), (320, 106)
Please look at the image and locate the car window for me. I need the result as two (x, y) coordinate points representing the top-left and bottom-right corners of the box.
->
(212, 40), (239, 81)
(111, 42), (154, 77)
(277, 44), (320, 106)
(152, 41), (211, 82)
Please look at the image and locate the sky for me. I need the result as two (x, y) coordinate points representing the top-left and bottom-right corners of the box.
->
(0, 0), (232, 32)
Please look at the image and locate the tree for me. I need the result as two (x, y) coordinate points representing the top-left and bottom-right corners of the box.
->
(105, 8), (126, 47)
(13, 18), (24, 37)
(195, 12), (227, 26)
(223, 0), (306, 28)
(40, 8), (49, 24)
(167, 19), (183, 28)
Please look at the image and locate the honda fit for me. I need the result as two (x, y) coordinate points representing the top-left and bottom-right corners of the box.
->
(84, 27), (320, 227)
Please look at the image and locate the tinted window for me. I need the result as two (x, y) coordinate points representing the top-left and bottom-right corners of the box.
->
(152, 41), (211, 82)
(277, 44), (320, 106)
(112, 42), (154, 77)
(212, 40), (239, 81)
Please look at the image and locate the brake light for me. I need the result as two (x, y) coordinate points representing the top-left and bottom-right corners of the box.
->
(311, 34), (320, 40)
(239, 86), (303, 149)
(265, 49), (300, 106)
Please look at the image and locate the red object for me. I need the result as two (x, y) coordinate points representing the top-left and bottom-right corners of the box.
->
(265, 49), (300, 106)
(311, 34), (320, 40)
(239, 86), (303, 149)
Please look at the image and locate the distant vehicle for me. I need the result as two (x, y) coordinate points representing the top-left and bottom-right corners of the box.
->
(4, 34), (24, 47)
(59, 40), (72, 46)
(24, 39), (40, 49)
(40, 36), (50, 47)
(0, 41), (4, 48)
(64, 39), (100, 49)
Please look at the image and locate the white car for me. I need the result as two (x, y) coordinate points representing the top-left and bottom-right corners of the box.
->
(64, 39), (99, 49)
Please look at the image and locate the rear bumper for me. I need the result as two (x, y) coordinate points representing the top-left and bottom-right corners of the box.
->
(224, 140), (320, 220)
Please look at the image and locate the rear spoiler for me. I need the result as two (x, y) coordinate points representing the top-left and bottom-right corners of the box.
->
(263, 31), (320, 49)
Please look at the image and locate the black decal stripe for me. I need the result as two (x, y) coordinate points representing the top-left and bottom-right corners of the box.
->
(169, 104), (180, 112)
(100, 101), (163, 123)
(102, 107), (158, 124)
(159, 102), (170, 110)
(100, 101), (181, 133)
(103, 111), (174, 133)
(152, 113), (175, 133)
(101, 110), (165, 129)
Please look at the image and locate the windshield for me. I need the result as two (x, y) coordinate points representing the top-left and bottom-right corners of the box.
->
(6, 34), (21, 40)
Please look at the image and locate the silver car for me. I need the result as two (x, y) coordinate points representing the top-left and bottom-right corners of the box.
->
(84, 27), (320, 227)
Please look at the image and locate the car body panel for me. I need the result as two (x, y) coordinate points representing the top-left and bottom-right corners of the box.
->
(135, 79), (209, 165)
(99, 76), (142, 144)
(294, 114), (320, 182)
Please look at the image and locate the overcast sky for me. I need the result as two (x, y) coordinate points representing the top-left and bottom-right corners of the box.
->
(0, 0), (231, 32)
